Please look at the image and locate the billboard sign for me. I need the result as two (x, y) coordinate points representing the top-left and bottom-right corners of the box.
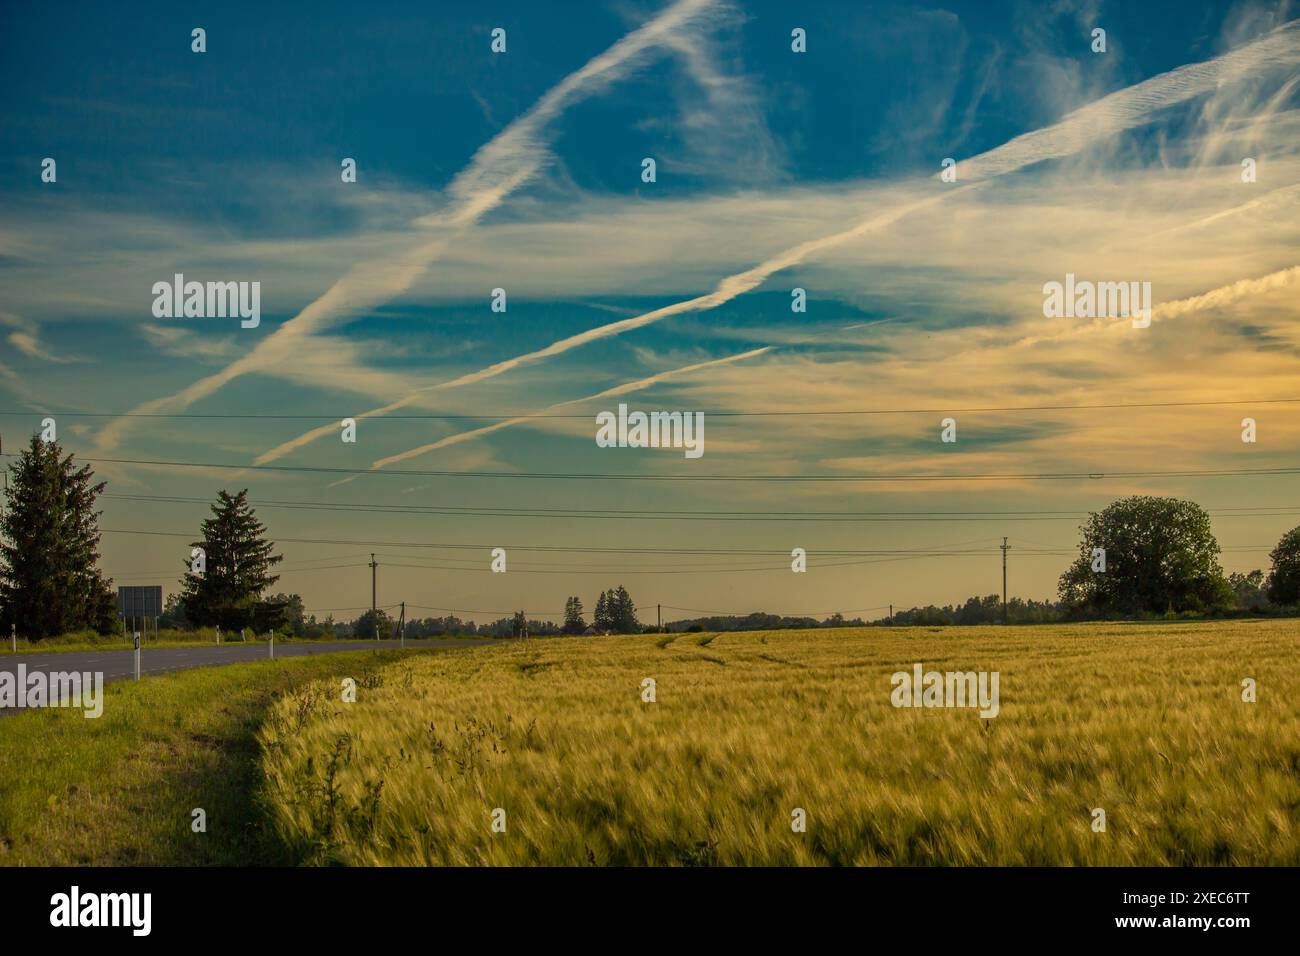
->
(117, 586), (163, 618)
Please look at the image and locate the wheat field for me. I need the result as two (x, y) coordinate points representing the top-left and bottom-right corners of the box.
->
(257, 621), (1300, 865)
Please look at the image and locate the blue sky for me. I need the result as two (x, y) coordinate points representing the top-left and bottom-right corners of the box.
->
(2, 1), (1298, 623)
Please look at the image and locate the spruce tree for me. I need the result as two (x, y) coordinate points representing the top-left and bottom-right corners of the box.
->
(594, 590), (611, 631)
(0, 434), (116, 639)
(179, 489), (282, 629)
(612, 585), (640, 633)
(563, 595), (585, 634)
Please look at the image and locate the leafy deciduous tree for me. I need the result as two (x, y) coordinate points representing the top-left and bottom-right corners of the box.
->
(511, 610), (528, 637)
(353, 607), (392, 639)
(1058, 496), (1233, 616)
(1267, 526), (1300, 606)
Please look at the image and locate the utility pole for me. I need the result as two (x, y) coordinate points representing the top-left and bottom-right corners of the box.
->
(1000, 537), (1010, 625)
(369, 553), (377, 613)
(889, 604), (893, 625)
(657, 603), (661, 630)
(399, 601), (405, 647)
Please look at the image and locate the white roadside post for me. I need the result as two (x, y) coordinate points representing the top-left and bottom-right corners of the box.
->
(133, 632), (141, 681)
(269, 628), (275, 660)
(216, 625), (221, 645)
(240, 628), (246, 644)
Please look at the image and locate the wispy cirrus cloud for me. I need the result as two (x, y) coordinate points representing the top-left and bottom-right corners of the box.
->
(0, 311), (80, 365)
(959, 18), (1300, 181)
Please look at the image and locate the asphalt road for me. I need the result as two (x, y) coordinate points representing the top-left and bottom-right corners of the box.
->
(0, 638), (493, 693)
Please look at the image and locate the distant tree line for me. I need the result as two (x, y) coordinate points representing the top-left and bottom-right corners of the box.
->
(360, 610), (564, 639)
(3, 439), (1298, 642)
(664, 611), (870, 633)
(877, 596), (1062, 627)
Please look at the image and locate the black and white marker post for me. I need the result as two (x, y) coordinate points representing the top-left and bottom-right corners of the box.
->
(269, 628), (275, 660)
(133, 632), (141, 681)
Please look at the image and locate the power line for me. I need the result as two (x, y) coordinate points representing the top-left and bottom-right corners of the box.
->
(92, 530), (1014, 555)
(106, 562), (369, 579)
(97, 492), (1300, 523)
(372, 534), (1000, 558)
(377, 546), (1272, 575)
(4, 396), (1297, 420)
(92, 528), (1275, 584)
(386, 555), (827, 571)
(105, 550), (1278, 584)
(380, 556), (959, 575)
(9, 452), (1299, 483)
(300, 606), (371, 614)
(93, 526), (1279, 556)
(301, 604), (397, 615)
(101, 552), (379, 579)
(108, 553), (373, 572)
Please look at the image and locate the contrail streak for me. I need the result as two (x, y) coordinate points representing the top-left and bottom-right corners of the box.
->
(261, 18), (1300, 465)
(371, 346), (771, 469)
(255, 190), (961, 464)
(93, 0), (723, 456)
(1012, 265), (1300, 350)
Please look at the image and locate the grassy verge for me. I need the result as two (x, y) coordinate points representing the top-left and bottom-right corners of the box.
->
(4, 628), (385, 655)
(0, 647), (439, 865)
(9, 627), (242, 655)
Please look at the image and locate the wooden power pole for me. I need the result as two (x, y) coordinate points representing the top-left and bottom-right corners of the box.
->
(1000, 537), (1010, 625)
